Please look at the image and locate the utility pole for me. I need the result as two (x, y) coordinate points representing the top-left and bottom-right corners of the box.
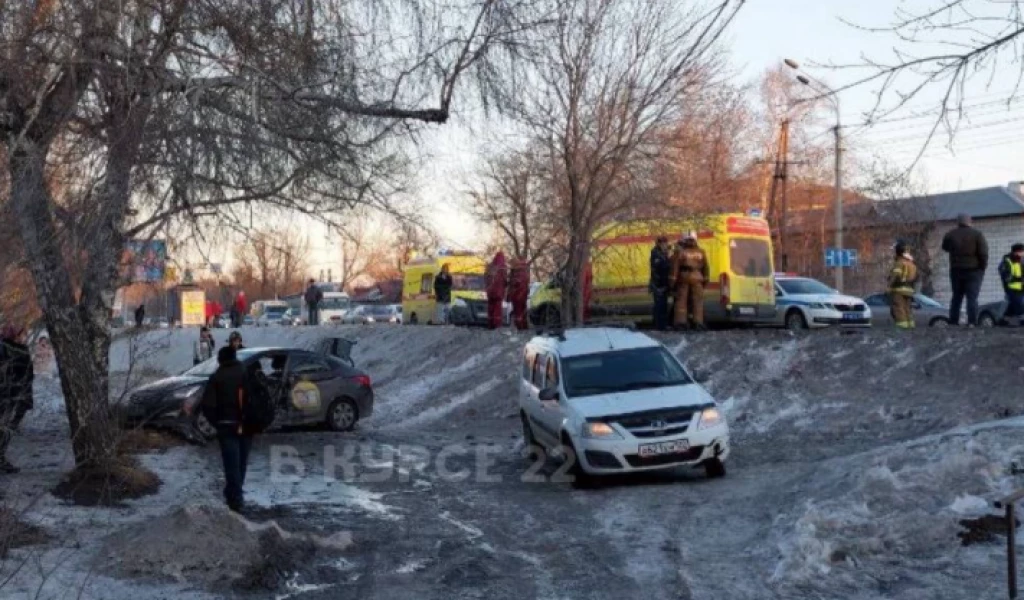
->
(765, 120), (803, 272)
(833, 124), (843, 292)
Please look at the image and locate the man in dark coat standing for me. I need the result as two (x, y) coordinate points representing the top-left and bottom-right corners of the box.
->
(649, 236), (672, 331)
(433, 264), (453, 324)
(304, 279), (324, 326)
(201, 346), (255, 512)
(508, 257), (531, 330)
(134, 304), (145, 328)
(0, 326), (34, 473)
(942, 213), (989, 326)
(485, 251), (508, 329)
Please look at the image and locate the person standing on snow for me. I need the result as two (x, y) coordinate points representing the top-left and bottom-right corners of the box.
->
(234, 291), (248, 327)
(200, 346), (257, 513)
(304, 279), (324, 326)
(484, 251), (508, 329)
(433, 264), (453, 324)
(670, 234), (709, 331)
(649, 236), (672, 331)
(134, 304), (145, 328)
(998, 243), (1024, 327)
(888, 241), (918, 329)
(508, 257), (531, 330)
(195, 326), (216, 364)
(942, 213), (989, 326)
(0, 326), (34, 473)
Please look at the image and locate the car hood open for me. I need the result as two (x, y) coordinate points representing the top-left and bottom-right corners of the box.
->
(567, 384), (714, 419)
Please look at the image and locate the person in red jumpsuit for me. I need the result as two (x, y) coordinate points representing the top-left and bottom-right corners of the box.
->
(508, 257), (531, 330)
(485, 251), (508, 329)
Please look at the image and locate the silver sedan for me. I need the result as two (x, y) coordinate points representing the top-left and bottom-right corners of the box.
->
(863, 293), (951, 328)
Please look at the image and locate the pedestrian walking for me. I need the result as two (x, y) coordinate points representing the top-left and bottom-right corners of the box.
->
(0, 326), (34, 474)
(999, 243), (1024, 327)
(888, 241), (918, 329)
(194, 326), (216, 364)
(942, 213), (989, 326)
(508, 257), (531, 330)
(433, 264), (453, 324)
(200, 346), (257, 513)
(649, 236), (672, 331)
(134, 304), (145, 328)
(670, 234), (709, 331)
(484, 251), (508, 329)
(305, 279), (324, 326)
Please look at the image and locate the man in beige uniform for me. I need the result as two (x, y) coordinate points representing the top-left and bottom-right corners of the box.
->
(670, 235), (709, 330)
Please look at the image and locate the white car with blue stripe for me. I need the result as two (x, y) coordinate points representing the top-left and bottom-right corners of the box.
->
(773, 274), (872, 330)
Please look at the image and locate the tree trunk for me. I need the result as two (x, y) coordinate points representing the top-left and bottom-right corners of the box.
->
(9, 142), (116, 466)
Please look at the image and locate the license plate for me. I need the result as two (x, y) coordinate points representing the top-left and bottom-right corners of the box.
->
(842, 313), (861, 321)
(638, 440), (690, 457)
(739, 307), (755, 316)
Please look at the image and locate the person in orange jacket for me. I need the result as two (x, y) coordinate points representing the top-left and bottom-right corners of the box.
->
(670, 234), (709, 330)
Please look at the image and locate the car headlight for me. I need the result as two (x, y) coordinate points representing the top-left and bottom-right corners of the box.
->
(809, 302), (826, 309)
(697, 406), (724, 430)
(582, 422), (623, 439)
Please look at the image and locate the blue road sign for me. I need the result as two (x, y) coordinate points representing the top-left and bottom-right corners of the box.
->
(825, 248), (858, 268)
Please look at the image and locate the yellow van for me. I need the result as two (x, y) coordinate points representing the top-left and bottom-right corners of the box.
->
(402, 252), (488, 325)
(529, 213), (777, 326)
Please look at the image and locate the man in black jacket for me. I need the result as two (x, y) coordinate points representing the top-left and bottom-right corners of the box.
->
(649, 236), (672, 331)
(433, 264), (453, 324)
(304, 279), (324, 326)
(942, 214), (989, 326)
(0, 326), (34, 474)
(201, 346), (255, 512)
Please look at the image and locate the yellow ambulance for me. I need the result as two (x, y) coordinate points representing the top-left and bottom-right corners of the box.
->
(529, 213), (777, 326)
(401, 252), (488, 325)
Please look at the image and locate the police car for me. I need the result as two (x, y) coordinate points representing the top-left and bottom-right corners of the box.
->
(773, 273), (871, 330)
(518, 326), (729, 482)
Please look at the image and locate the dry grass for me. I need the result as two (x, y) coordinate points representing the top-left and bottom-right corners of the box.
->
(116, 428), (186, 454)
(0, 508), (50, 559)
(52, 455), (161, 507)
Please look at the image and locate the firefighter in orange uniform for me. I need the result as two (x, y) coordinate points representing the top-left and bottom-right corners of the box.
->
(670, 234), (709, 330)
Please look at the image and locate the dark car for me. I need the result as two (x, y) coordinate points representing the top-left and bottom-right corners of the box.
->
(119, 341), (372, 443)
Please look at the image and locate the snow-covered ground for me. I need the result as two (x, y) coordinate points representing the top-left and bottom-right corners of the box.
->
(3, 325), (1024, 599)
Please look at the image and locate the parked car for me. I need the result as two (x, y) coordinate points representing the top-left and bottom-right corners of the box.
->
(242, 315), (256, 326)
(154, 317), (170, 329)
(118, 343), (374, 443)
(773, 275), (871, 330)
(978, 300), (1013, 327)
(280, 308), (302, 326)
(344, 304), (401, 324)
(256, 305), (289, 327)
(212, 313), (231, 329)
(518, 326), (728, 482)
(863, 293), (950, 328)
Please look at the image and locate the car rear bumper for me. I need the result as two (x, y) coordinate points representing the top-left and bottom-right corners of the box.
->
(572, 423), (730, 475)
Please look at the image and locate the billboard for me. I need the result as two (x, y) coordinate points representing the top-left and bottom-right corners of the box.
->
(180, 289), (206, 327)
(123, 240), (167, 283)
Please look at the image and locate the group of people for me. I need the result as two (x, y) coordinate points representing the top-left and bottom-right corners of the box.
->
(0, 326), (34, 474)
(649, 233), (710, 331)
(431, 251), (532, 329)
(886, 213), (1020, 329)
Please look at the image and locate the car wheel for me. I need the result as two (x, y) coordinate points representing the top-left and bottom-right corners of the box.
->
(326, 398), (358, 431)
(785, 309), (808, 330)
(195, 412), (217, 440)
(542, 305), (561, 328)
(928, 317), (949, 328)
(979, 313), (997, 328)
(410, 313), (419, 325)
(559, 434), (594, 489)
(704, 458), (726, 479)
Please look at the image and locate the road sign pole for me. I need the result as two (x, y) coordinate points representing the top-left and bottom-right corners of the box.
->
(834, 124), (844, 292)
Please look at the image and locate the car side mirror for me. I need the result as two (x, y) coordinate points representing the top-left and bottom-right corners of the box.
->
(539, 387), (560, 402)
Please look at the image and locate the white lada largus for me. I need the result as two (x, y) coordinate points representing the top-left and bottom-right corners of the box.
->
(518, 327), (729, 481)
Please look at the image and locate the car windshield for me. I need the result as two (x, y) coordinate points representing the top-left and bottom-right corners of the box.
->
(452, 274), (486, 291)
(561, 347), (693, 398)
(730, 238), (772, 277)
(321, 297), (350, 310)
(183, 349), (262, 377)
(916, 295), (943, 308)
(264, 306), (287, 316)
(368, 305), (392, 315)
(778, 279), (835, 295)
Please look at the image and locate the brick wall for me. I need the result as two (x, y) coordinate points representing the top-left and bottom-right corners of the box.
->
(927, 216), (1024, 304)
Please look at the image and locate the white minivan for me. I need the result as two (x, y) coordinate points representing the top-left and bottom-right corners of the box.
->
(518, 327), (729, 481)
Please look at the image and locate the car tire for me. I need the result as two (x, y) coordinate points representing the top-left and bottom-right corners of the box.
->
(559, 434), (594, 489)
(326, 398), (359, 432)
(979, 313), (996, 328)
(704, 458), (726, 479)
(195, 412), (217, 440)
(410, 313), (419, 325)
(928, 317), (949, 328)
(785, 309), (808, 331)
(542, 305), (561, 328)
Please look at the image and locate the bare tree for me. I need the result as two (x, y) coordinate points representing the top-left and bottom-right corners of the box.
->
(0, 0), (539, 471)
(337, 216), (395, 290)
(838, 1), (1024, 162)
(232, 227), (311, 299)
(514, 0), (743, 324)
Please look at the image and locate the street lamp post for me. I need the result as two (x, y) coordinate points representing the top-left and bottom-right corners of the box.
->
(786, 60), (844, 292)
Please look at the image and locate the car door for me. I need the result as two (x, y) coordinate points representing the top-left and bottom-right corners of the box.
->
(283, 352), (336, 424)
(531, 353), (567, 446)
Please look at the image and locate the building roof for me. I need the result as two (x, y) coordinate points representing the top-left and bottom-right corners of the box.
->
(879, 185), (1024, 222)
